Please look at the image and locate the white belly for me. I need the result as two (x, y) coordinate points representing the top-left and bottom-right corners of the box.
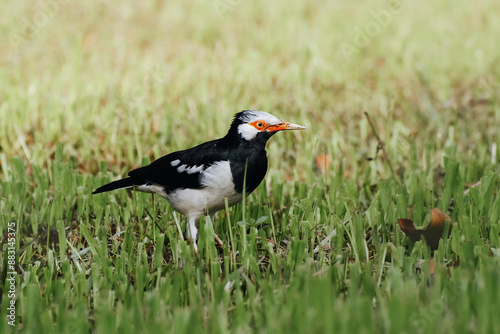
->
(166, 161), (243, 217)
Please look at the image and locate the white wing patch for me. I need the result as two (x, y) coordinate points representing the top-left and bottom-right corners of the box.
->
(170, 159), (181, 167)
(177, 164), (205, 174)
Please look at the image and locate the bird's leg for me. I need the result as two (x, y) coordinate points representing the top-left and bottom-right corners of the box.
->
(209, 213), (224, 249)
(185, 215), (199, 254)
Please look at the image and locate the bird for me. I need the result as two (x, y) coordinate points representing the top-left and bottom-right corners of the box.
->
(92, 110), (306, 252)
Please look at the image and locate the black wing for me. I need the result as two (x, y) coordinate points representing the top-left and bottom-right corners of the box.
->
(128, 139), (230, 191)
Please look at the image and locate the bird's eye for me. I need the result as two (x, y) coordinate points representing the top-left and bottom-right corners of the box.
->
(251, 120), (267, 130)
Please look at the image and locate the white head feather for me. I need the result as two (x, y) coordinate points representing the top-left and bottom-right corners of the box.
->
(237, 110), (283, 141)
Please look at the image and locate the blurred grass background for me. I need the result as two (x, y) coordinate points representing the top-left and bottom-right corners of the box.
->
(1, 0), (500, 333)
(1, 0), (498, 178)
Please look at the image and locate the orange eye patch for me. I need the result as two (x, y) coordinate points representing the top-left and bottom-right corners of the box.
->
(249, 120), (268, 131)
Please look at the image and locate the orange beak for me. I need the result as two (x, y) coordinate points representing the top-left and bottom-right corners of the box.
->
(266, 121), (306, 133)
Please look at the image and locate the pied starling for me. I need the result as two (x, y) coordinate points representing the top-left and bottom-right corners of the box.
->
(92, 110), (306, 251)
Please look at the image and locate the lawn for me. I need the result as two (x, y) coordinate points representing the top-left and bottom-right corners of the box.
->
(1, 0), (500, 333)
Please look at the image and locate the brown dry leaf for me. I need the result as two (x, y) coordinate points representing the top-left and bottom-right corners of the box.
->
(398, 208), (454, 250)
(314, 154), (330, 175)
(429, 259), (435, 276)
(375, 57), (386, 68)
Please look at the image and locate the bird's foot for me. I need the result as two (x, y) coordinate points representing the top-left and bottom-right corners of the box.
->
(186, 237), (199, 256)
(214, 233), (224, 249)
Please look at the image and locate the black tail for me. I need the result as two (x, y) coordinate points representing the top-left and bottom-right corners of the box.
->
(92, 177), (138, 194)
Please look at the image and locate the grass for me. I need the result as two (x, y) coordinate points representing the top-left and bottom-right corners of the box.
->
(1, 0), (500, 333)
